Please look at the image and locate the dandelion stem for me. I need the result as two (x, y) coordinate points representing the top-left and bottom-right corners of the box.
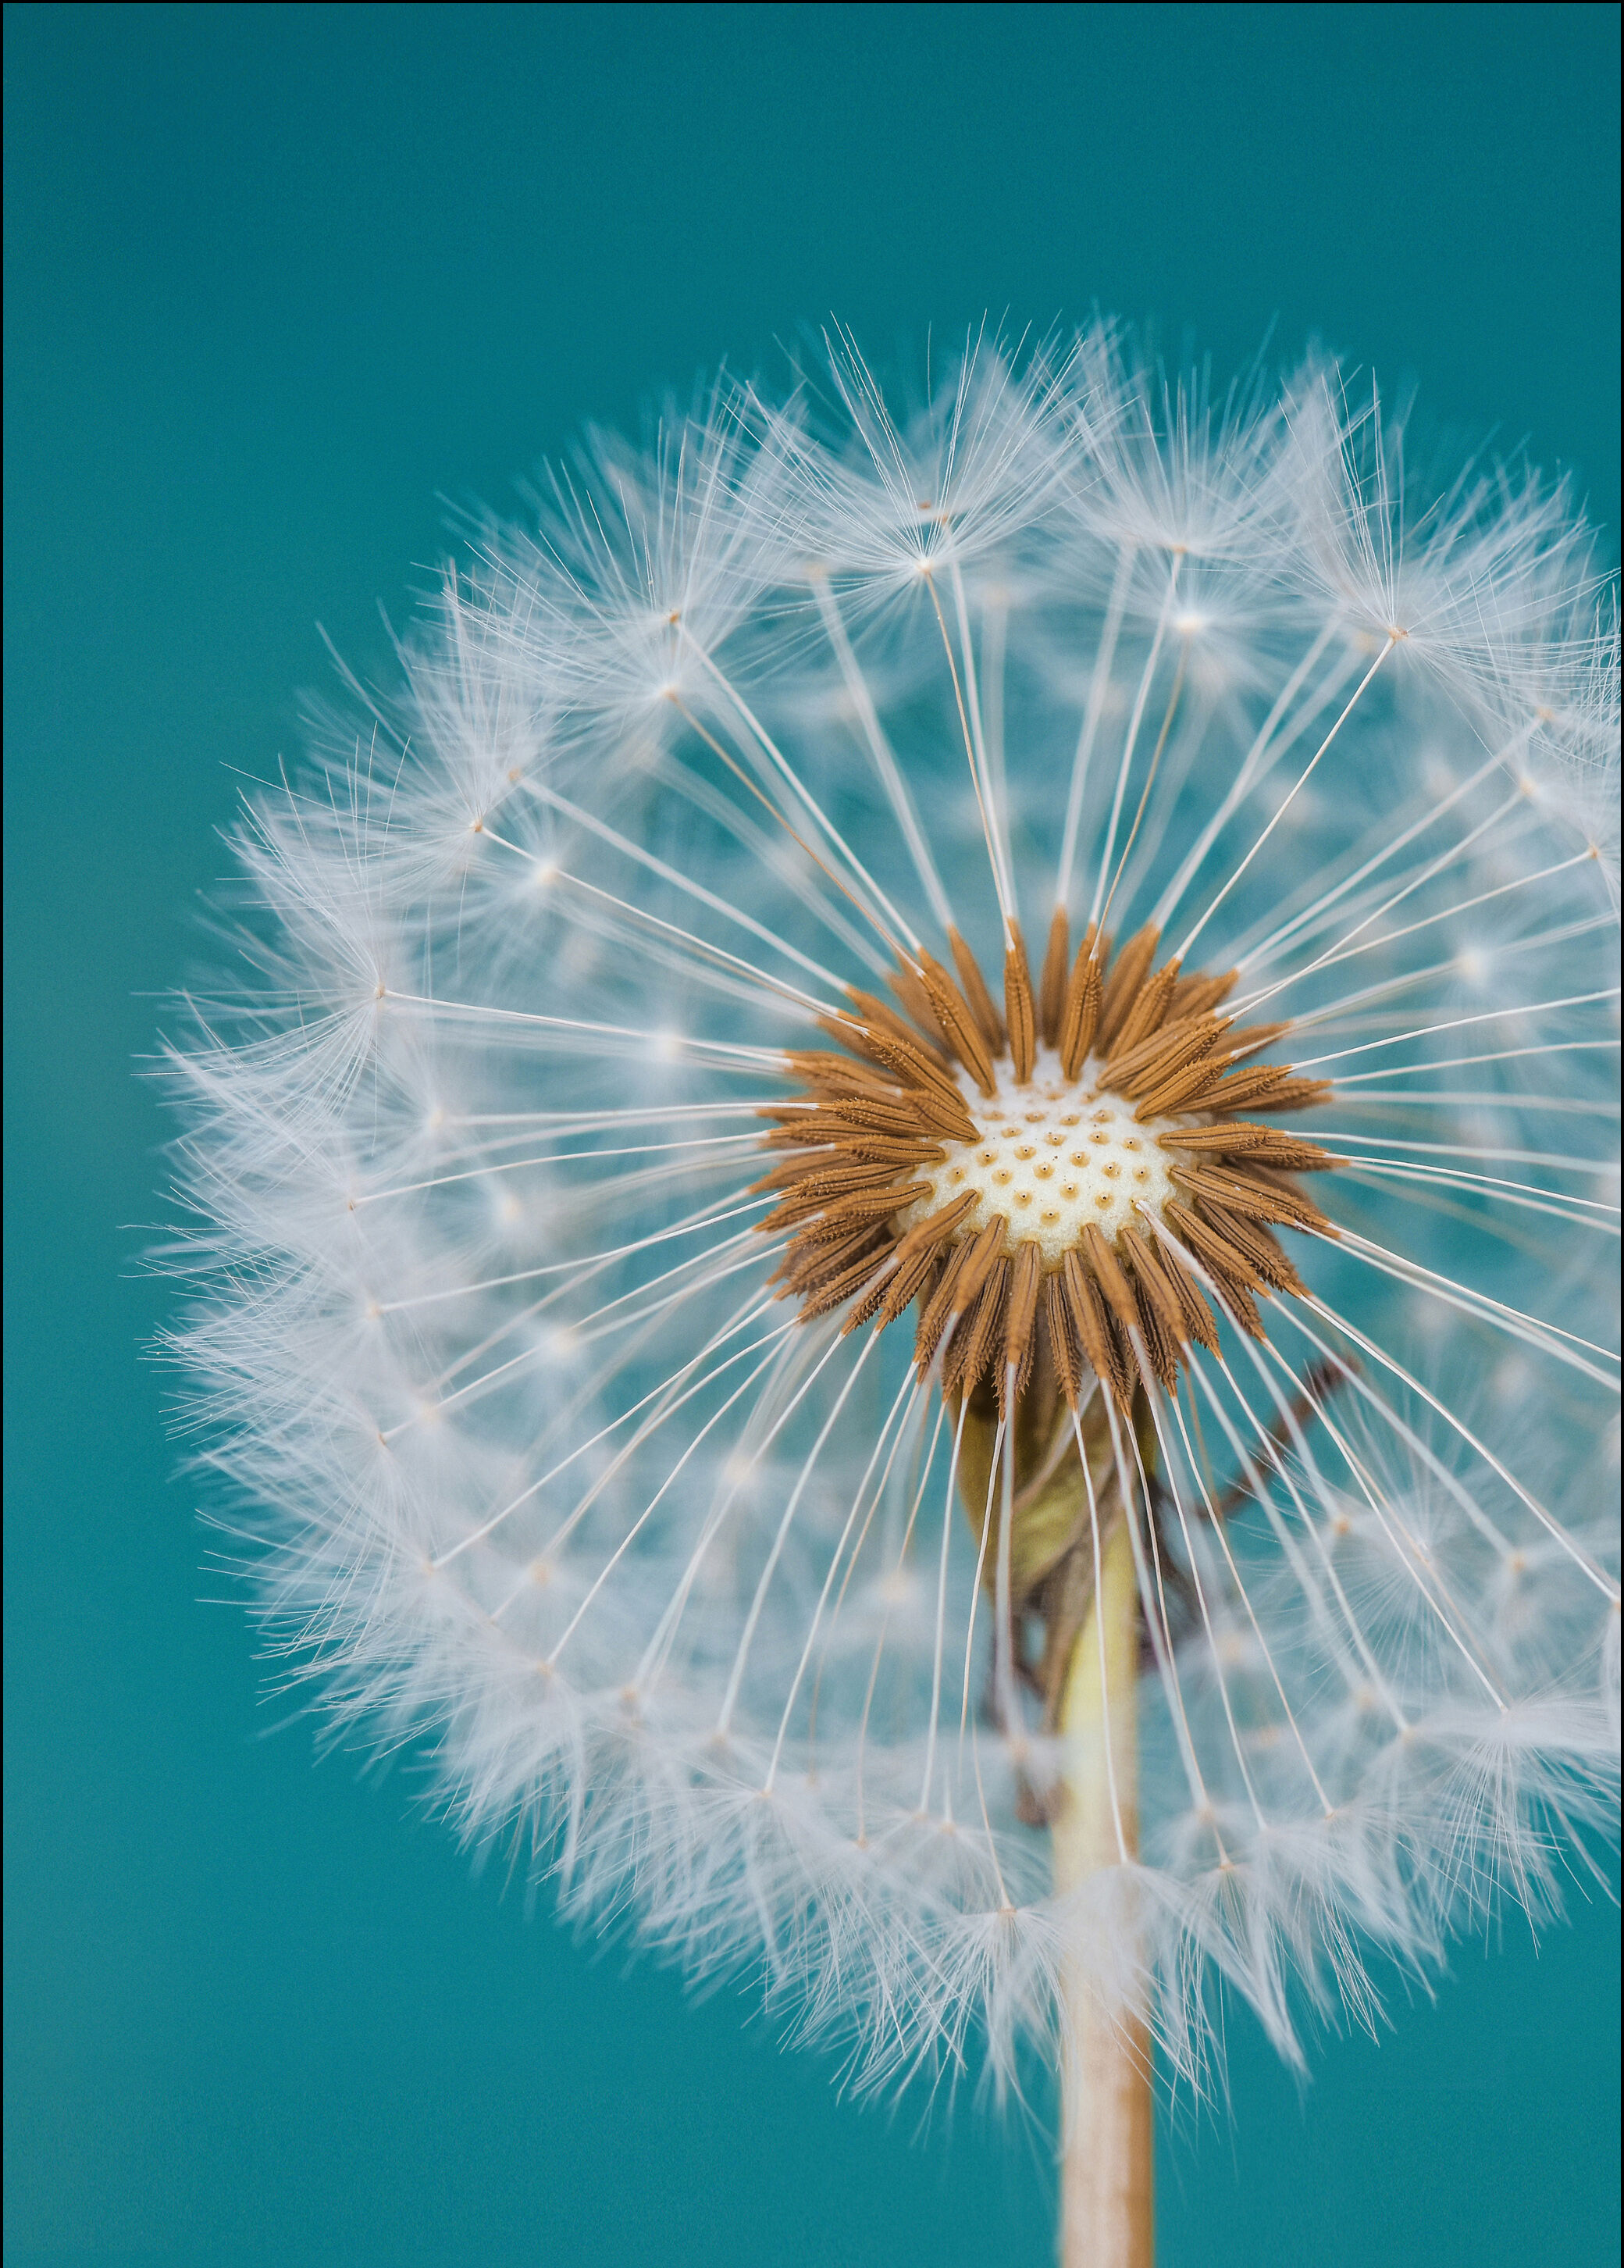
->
(1053, 1516), (1154, 2268)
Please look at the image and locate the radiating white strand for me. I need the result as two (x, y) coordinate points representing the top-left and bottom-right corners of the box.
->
(1148, 615), (1346, 934)
(527, 1302), (806, 1569)
(1184, 1349), (1377, 1711)
(1109, 1392), (1228, 1852)
(1167, 1378), (1337, 1814)
(1054, 540), (1134, 911)
(1312, 1223), (1619, 1377)
(422, 1205), (766, 1402)
(1325, 1089), (1619, 1118)
(1173, 633), (1398, 965)
(668, 692), (914, 964)
(543, 1333), (796, 1664)
(765, 1365), (924, 1788)
(716, 1328), (885, 1734)
(922, 568), (1016, 934)
(1249, 1333), (1511, 1707)
(1309, 1129), (1618, 1175)
(651, 747), (893, 978)
(1295, 990), (1620, 1070)
(356, 1132), (760, 1211)
(431, 1293), (789, 1568)
(917, 1396), (971, 1820)
(949, 560), (1016, 925)
(634, 1317), (853, 1693)
(1331, 1039), (1619, 1086)
(1152, 1216), (1410, 1727)
(832, 1389), (949, 1821)
(1138, 1366), (1270, 1828)
(375, 1199), (768, 1314)
(808, 572), (956, 933)
(992, 1370), (1024, 1746)
(1234, 790), (1537, 1008)
(1285, 1293), (1621, 1600)
(1238, 833), (1588, 1021)
(1088, 556), (1181, 929)
(1232, 736), (1527, 972)
(680, 630), (926, 954)
(509, 781), (857, 990)
(1337, 1156), (1619, 1235)
(487, 847), (846, 1025)
(384, 989), (795, 1072)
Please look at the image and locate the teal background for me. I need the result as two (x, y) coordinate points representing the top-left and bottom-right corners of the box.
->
(5, 5), (1619, 2263)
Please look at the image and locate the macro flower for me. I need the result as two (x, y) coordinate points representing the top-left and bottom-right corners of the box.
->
(161, 326), (1619, 2265)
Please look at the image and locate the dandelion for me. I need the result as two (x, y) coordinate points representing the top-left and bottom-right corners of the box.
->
(160, 326), (1619, 2266)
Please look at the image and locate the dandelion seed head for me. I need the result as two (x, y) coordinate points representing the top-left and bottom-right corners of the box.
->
(157, 320), (1619, 2111)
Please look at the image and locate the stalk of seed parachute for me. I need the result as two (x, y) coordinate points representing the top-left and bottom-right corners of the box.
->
(157, 326), (1620, 2268)
(1056, 1512), (1152, 2268)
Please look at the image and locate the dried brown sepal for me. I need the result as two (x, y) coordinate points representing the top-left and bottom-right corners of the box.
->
(794, 1243), (895, 1319)
(1211, 1273), (1266, 1339)
(754, 1155), (909, 1202)
(1141, 1057), (1280, 1119)
(1134, 1286), (1181, 1392)
(762, 1177), (932, 1238)
(770, 1215), (881, 1284)
(870, 1192), (978, 1331)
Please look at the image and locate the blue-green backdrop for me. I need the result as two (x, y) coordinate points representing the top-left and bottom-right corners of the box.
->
(5, 7), (1619, 2264)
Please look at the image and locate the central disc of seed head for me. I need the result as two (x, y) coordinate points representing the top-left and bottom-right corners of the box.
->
(759, 915), (1338, 1417)
(903, 1055), (1181, 1269)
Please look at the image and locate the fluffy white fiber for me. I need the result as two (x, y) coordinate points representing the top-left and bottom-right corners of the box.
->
(159, 326), (1620, 2106)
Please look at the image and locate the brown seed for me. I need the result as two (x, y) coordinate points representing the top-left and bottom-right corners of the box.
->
(1081, 1223), (1143, 1343)
(1096, 922), (1161, 1050)
(1038, 907), (1070, 1044)
(1062, 1248), (1131, 1408)
(915, 950), (997, 1093)
(949, 925), (1006, 1049)
(1004, 925), (1037, 1082)
(1042, 1271), (1084, 1406)
(1059, 937), (1103, 1077)
(1107, 956), (1181, 1058)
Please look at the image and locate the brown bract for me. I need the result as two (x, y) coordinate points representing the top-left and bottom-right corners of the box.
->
(757, 915), (1340, 1414)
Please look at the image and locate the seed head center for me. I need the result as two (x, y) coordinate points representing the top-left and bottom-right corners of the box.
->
(903, 1047), (1181, 1268)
